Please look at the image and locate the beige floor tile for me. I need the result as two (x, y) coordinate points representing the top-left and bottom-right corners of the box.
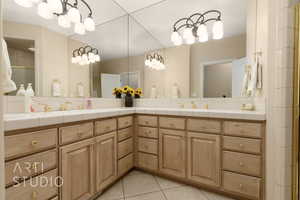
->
(155, 176), (183, 189)
(125, 191), (166, 200)
(202, 190), (236, 200)
(123, 173), (161, 197)
(163, 186), (208, 200)
(96, 180), (124, 200)
(126, 170), (146, 177)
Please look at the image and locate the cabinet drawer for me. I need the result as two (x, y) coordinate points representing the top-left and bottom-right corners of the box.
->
(223, 136), (262, 154)
(118, 153), (133, 176)
(118, 127), (133, 142)
(223, 171), (261, 199)
(118, 138), (133, 159)
(5, 129), (57, 160)
(59, 122), (93, 145)
(138, 115), (158, 127)
(118, 116), (133, 129)
(95, 118), (117, 135)
(223, 151), (261, 177)
(138, 127), (158, 139)
(187, 119), (221, 133)
(5, 149), (57, 186)
(138, 152), (158, 171)
(224, 121), (263, 138)
(159, 117), (185, 130)
(6, 169), (58, 200)
(138, 138), (158, 154)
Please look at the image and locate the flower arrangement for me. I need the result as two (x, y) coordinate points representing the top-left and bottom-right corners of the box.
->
(134, 88), (143, 98)
(113, 88), (122, 98)
(112, 86), (143, 99)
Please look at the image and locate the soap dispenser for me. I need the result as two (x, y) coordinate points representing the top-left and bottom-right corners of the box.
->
(25, 83), (35, 97)
(16, 84), (26, 96)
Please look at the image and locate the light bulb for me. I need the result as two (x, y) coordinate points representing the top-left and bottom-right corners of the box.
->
(74, 23), (86, 35)
(213, 20), (224, 40)
(71, 57), (77, 63)
(48, 0), (62, 13)
(37, 2), (53, 19)
(14, 0), (33, 7)
(84, 17), (95, 31)
(75, 55), (81, 63)
(186, 37), (195, 45)
(197, 24), (208, 43)
(82, 54), (88, 62)
(94, 54), (100, 62)
(67, 7), (81, 23)
(145, 59), (150, 66)
(58, 15), (71, 28)
(88, 52), (95, 59)
(182, 27), (194, 40)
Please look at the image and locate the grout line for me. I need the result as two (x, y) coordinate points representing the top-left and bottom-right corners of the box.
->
(121, 177), (125, 200)
(153, 175), (169, 200)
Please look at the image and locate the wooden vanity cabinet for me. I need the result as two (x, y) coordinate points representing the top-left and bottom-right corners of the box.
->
(159, 128), (186, 178)
(187, 132), (221, 187)
(95, 132), (117, 191)
(60, 138), (95, 200)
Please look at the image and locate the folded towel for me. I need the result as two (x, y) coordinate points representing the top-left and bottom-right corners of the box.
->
(1, 38), (16, 93)
(247, 59), (259, 96)
(241, 65), (251, 97)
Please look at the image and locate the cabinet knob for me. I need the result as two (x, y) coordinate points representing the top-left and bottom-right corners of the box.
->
(32, 191), (37, 200)
(105, 126), (110, 130)
(170, 123), (175, 128)
(239, 184), (243, 190)
(145, 121), (149, 125)
(77, 132), (83, 138)
(239, 144), (244, 148)
(239, 162), (244, 167)
(31, 140), (38, 146)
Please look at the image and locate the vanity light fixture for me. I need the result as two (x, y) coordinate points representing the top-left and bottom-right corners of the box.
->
(171, 10), (224, 46)
(14, 0), (96, 35)
(72, 45), (100, 65)
(145, 53), (165, 70)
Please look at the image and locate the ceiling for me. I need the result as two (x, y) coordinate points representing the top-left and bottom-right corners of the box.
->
(3, 0), (248, 60)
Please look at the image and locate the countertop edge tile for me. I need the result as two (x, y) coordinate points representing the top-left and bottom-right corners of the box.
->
(3, 108), (266, 131)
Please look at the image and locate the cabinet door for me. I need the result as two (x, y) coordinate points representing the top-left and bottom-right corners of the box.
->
(60, 139), (95, 200)
(159, 129), (186, 178)
(95, 132), (117, 191)
(187, 132), (221, 187)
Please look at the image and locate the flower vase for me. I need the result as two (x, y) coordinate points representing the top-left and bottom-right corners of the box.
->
(125, 94), (133, 107)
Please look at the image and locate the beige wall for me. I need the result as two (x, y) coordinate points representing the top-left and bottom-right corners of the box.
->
(204, 63), (232, 98)
(190, 34), (246, 98)
(3, 21), (90, 97)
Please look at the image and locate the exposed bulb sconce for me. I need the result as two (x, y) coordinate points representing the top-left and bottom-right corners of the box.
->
(72, 45), (100, 66)
(14, 0), (96, 35)
(145, 53), (165, 70)
(171, 10), (224, 46)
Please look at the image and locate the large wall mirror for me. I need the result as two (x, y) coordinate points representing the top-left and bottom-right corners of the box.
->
(3, 0), (258, 99)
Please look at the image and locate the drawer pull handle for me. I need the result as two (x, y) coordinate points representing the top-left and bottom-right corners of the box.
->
(239, 162), (244, 167)
(31, 140), (38, 146)
(239, 184), (243, 190)
(239, 144), (244, 148)
(32, 191), (37, 200)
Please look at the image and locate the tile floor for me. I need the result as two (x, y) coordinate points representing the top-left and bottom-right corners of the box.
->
(96, 170), (236, 200)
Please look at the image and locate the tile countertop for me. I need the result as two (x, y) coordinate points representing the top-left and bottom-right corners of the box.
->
(3, 107), (266, 131)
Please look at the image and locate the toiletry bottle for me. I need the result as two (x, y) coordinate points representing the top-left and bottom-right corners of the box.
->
(16, 84), (26, 96)
(25, 83), (35, 97)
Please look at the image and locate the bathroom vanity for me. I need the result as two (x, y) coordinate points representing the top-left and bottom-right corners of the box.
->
(3, 108), (265, 200)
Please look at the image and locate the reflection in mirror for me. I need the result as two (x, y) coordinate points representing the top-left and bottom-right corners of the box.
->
(3, 0), (257, 99)
(128, 0), (252, 99)
(72, 15), (129, 98)
(4, 37), (35, 96)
